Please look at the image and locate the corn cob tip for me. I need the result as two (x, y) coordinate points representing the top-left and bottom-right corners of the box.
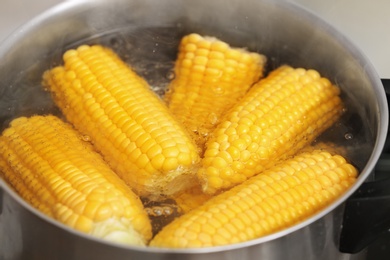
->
(145, 170), (200, 200)
(171, 184), (213, 214)
(90, 218), (147, 246)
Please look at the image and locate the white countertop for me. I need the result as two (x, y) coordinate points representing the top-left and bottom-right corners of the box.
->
(1, 0), (389, 78)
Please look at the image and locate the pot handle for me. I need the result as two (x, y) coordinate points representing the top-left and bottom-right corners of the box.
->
(339, 79), (390, 254)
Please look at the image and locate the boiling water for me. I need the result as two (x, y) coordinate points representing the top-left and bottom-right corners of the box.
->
(0, 26), (375, 233)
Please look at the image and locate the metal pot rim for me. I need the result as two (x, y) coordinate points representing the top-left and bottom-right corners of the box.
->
(0, 0), (387, 253)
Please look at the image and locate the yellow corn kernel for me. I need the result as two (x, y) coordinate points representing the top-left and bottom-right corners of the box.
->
(172, 184), (213, 214)
(42, 45), (200, 197)
(150, 150), (357, 248)
(165, 33), (267, 151)
(198, 65), (344, 194)
(0, 115), (152, 246)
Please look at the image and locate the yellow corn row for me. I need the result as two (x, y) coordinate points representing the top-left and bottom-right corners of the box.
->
(43, 45), (200, 197)
(165, 33), (266, 150)
(0, 115), (152, 246)
(198, 65), (344, 194)
(150, 150), (357, 248)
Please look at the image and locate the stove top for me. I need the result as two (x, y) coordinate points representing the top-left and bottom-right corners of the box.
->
(364, 79), (390, 260)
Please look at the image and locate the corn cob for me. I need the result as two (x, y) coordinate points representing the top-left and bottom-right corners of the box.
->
(42, 45), (200, 197)
(0, 115), (152, 246)
(150, 150), (357, 248)
(198, 65), (344, 194)
(302, 141), (348, 158)
(165, 33), (266, 151)
(172, 184), (213, 214)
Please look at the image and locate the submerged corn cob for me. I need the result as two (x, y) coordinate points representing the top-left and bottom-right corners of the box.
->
(150, 150), (357, 248)
(43, 45), (200, 197)
(198, 65), (344, 194)
(165, 33), (266, 150)
(172, 184), (213, 214)
(302, 141), (348, 158)
(0, 115), (152, 246)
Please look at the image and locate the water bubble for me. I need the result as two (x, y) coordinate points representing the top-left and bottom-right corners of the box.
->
(212, 86), (225, 95)
(198, 126), (210, 137)
(81, 135), (91, 142)
(251, 153), (259, 161)
(152, 207), (163, 216)
(166, 71), (175, 80)
(150, 85), (161, 93)
(344, 132), (353, 140)
(147, 205), (175, 216)
(163, 206), (173, 216)
(145, 208), (152, 215)
(208, 112), (219, 125)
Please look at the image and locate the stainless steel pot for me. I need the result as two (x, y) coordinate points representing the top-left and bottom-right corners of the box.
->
(0, 0), (387, 259)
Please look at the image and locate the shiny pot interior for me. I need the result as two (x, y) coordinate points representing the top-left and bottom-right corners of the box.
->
(0, 0), (387, 259)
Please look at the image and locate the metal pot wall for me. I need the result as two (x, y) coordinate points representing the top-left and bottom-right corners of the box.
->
(0, 0), (387, 259)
